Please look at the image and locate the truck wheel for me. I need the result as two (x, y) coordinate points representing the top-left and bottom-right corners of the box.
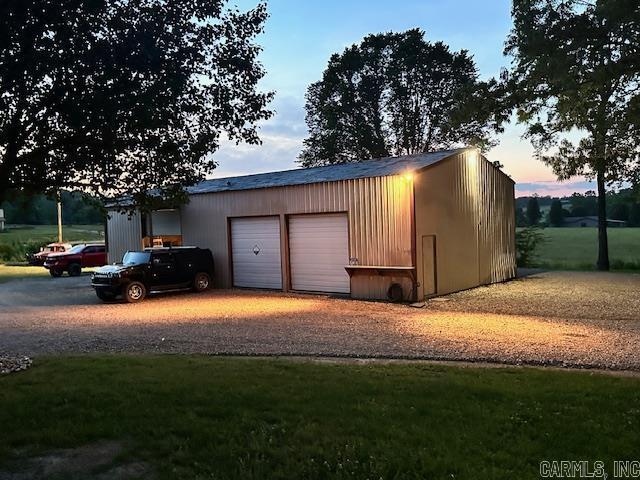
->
(68, 263), (82, 277)
(124, 281), (146, 303)
(49, 269), (63, 278)
(96, 290), (116, 302)
(193, 272), (211, 292)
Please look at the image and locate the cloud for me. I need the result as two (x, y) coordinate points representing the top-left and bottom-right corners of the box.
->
(260, 94), (307, 138)
(515, 180), (596, 197)
(208, 94), (307, 178)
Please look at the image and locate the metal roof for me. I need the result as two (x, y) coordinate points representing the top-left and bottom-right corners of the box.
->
(187, 148), (466, 195)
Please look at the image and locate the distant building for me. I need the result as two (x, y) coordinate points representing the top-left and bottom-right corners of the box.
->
(564, 216), (627, 228)
(0, 208), (5, 231)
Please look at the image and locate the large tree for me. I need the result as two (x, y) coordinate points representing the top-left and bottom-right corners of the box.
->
(526, 196), (542, 226)
(549, 199), (564, 226)
(299, 29), (507, 167)
(0, 0), (273, 207)
(506, 0), (640, 270)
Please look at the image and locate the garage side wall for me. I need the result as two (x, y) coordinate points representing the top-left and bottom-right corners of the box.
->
(179, 176), (414, 296)
(106, 210), (142, 264)
(478, 156), (517, 285)
(414, 149), (516, 298)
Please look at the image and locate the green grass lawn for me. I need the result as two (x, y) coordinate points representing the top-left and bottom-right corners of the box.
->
(523, 227), (640, 270)
(0, 224), (104, 245)
(1, 357), (638, 479)
(0, 264), (50, 283)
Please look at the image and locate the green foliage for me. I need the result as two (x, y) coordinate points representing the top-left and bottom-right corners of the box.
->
(526, 197), (541, 226)
(1, 356), (639, 478)
(0, 1), (273, 205)
(515, 226), (545, 267)
(506, 0), (640, 270)
(515, 207), (528, 227)
(549, 199), (564, 226)
(1, 190), (104, 225)
(629, 203), (640, 227)
(0, 240), (41, 262)
(569, 192), (598, 217)
(507, 0), (640, 180)
(609, 203), (630, 221)
(299, 29), (508, 167)
(0, 244), (12, 262)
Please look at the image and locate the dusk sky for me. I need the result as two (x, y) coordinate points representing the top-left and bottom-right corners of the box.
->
(211, 0), (594, 197)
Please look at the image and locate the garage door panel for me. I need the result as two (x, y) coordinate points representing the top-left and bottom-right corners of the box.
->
(289, 213), (350, 294)
(231, 217), (282, 289)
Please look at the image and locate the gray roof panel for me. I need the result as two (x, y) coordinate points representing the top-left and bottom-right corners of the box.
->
(187, 148), (466, 195)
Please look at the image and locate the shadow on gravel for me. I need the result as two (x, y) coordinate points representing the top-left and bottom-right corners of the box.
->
(0, 441), (151, 480)
(516, 267), (547, 278)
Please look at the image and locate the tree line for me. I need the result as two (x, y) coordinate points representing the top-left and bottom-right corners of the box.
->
(1, 191), (104, 225)
(516, 189), (640, 227)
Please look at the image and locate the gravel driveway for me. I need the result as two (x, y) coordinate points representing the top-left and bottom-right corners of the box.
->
(1, 271), (639, 370)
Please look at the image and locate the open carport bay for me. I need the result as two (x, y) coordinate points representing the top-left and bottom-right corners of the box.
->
(1, 271), (639, 370)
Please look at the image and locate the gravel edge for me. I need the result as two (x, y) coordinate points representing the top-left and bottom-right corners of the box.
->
(0, 355), (33, 375)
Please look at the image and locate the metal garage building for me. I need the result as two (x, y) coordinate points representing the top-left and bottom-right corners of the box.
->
(106, 147), (516, 301)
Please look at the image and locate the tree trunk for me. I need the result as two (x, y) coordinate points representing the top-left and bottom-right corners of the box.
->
(596, 169), (609, 271)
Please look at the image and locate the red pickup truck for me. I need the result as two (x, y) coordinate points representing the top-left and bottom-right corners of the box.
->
(44, 243), (107, 277)
(27, 242), (73, 266)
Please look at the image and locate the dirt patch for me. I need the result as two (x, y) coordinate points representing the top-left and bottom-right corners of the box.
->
(0, 441), (151, 480)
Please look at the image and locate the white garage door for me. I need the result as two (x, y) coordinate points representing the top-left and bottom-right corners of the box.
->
(231, 216), (282, 289)
(289, 213), (350, 293)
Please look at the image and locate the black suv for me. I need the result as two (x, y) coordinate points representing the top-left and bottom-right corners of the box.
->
(91, 247), (214, 303)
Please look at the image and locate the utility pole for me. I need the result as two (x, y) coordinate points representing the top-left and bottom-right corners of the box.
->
(57, 192), (63, 243)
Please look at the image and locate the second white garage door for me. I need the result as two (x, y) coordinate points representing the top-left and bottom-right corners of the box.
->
(231, 216), (282, 289)
(289, 213), (350, 293)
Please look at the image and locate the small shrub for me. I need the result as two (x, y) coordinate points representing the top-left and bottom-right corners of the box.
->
(0, 240), (50, 262)
(515, 226), (546, 267)
(0, 244), (14, 261)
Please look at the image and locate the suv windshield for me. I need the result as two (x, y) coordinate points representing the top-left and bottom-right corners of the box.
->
(122, 251), (151, 265)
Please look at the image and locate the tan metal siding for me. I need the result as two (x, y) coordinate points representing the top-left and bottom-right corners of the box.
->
(414, 149), (516, 297)
(351, 275), (413, 301)
(106, 210), (142, 264)
(180, 176), (413, 293)
(478, 158), (517, 284)
(105, 149), (514, 300)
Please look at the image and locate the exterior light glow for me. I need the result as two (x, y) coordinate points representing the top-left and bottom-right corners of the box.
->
(403, 172), (414, 182)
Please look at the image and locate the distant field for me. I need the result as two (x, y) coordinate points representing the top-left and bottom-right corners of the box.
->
(0, 224), (104, 245)
(523, 227), (640, 270)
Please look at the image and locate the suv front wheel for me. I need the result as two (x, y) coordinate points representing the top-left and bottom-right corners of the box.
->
(124, 281), (146, 303)
(193, 272), (211, 292)
(68, 263), (82, 277)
